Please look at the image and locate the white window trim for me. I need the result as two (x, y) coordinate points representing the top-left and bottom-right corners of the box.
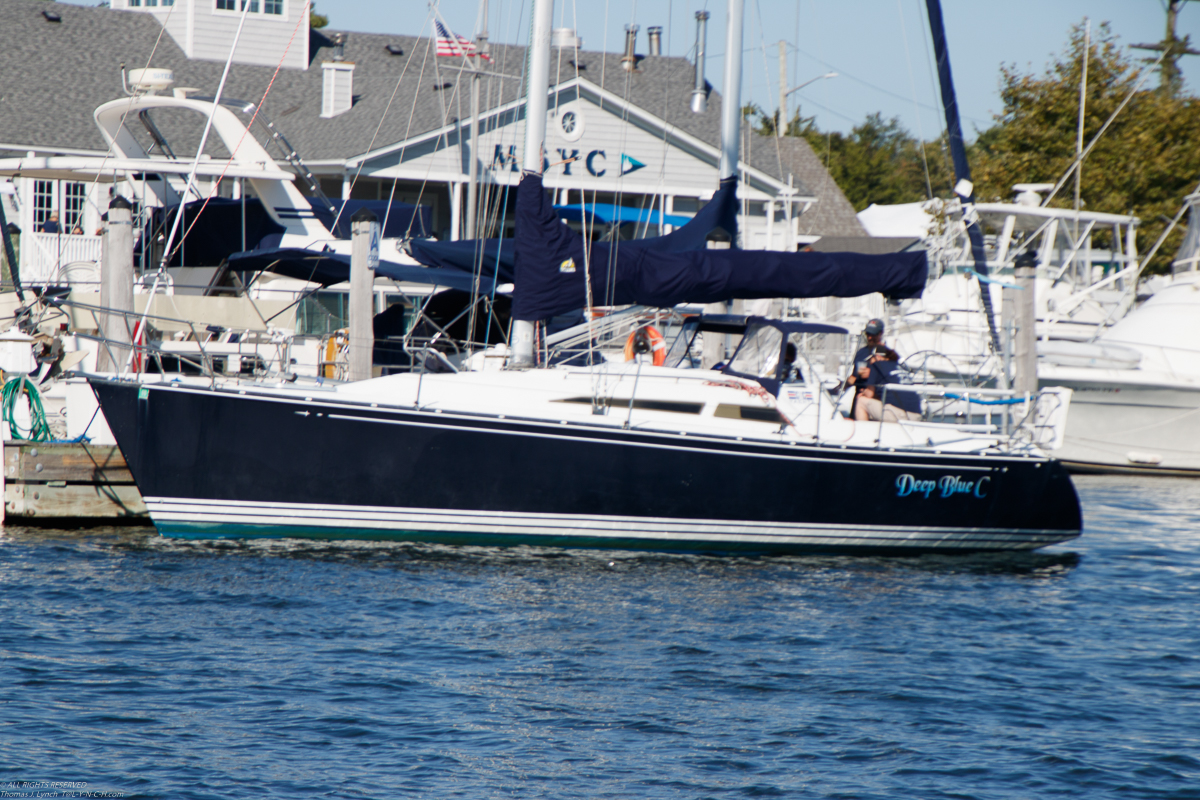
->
(212, 0), (289, 20)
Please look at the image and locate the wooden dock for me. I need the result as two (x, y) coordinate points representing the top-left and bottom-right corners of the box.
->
(3, 441), (147, 521)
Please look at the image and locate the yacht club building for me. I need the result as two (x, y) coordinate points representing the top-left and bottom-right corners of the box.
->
(0, 0), (867, 282)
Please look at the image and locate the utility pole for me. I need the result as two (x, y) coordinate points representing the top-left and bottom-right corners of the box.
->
(1132, 0), (1200, 98)
(465, 0), (488, 240)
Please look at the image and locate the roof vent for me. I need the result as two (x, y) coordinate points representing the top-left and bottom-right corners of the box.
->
(691, 12), (709, 113)
(321, 61), (355, 118)
(42, 10), (62, 22)
(385, 44), (404, 56)
(647, 27), (663, 56)
(621, 25), (639, 72)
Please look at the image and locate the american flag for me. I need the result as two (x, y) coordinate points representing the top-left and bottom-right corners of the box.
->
(435, 20), (487, 59)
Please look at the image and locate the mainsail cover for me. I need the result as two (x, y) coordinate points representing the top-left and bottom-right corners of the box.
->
(512, 173), (928, 321)
(406, 175), (742, 283)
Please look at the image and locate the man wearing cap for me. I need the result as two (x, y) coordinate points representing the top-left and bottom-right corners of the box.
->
(842, 318), (891, 394)
(841, 319), (918, 420)
(853, 318), (888, 368)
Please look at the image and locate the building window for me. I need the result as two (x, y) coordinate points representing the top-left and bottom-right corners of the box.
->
(63, 183), (87, 232)
(215, 0), (236, 10)
(243, 0), (260, 11)
(145, 0), (157, 7)
(34, 181), (55, 229)
(264, 0), (283, 14)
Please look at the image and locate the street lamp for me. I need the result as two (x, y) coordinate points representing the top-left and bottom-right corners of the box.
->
(777, 62), (838, 137)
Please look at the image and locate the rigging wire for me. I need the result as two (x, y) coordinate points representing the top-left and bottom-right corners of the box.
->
(333, 6), (434, 236)
(897, 0), (934, 199)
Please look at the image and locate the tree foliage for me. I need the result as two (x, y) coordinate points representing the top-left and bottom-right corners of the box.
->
(751, 22), (1200, 272)
(973, 23), (1200, 273)
(745, 106), (952, 212)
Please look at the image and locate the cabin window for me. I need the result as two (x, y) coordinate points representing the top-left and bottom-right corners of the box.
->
(553, 397), (704, 415)
(727, 323), (783, 379)
(296, 291), (348, 336)
(713, 404), (786, 424)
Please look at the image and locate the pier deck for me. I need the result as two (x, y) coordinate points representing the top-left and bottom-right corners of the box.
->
(3, 441), (147, 521)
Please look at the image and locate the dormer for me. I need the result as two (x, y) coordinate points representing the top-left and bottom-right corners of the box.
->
(111, 0), (311, 71)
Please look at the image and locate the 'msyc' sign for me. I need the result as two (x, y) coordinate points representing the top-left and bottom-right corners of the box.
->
(492, 145), (646, 178)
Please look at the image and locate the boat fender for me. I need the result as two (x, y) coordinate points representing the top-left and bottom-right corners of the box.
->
(624, 325), (667, 366)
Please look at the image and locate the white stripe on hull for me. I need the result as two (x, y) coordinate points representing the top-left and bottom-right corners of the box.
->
(144, 497), (1075, 550)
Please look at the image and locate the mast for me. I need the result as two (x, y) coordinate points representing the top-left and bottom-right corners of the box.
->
(511, 0), (554, 367)
(924, 0), (1004, 371)
(718, 0), (744, 181)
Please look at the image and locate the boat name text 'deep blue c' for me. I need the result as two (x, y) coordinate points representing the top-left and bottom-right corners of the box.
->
(895, 474), (990, 499)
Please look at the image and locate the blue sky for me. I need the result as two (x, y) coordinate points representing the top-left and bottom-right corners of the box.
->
(62, 0), (1196, 139)
(319, 0), (1196, 140)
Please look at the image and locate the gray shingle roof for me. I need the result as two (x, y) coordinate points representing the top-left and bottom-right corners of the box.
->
(0, 0), (865, 236)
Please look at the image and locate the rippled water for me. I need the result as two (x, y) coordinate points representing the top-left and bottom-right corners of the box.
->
(2, 475), (1199, 799)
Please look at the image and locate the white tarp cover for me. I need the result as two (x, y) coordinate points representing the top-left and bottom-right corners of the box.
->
(857, 202), (934, 238)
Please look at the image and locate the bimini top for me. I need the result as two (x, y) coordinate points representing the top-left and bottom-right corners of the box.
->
(512, 172), (928, 321)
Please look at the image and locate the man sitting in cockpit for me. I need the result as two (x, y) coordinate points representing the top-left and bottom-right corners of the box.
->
(852, 346), (921, 422)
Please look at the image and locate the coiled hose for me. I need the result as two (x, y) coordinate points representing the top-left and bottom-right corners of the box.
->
(2, 374), (52, 442)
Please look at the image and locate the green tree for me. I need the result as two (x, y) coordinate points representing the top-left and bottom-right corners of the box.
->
(746, 103), (954, 211)
(802, 113), (950, 211)
(973, 22), (1200, 273)
(310, 3), (329, 29)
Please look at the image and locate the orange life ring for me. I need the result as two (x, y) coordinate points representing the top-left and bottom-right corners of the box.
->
(624, 325), (667, 366)
(321, 328), (349, 379)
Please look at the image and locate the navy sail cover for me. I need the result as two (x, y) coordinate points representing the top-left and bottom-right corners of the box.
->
(512, 173), (927, 321)
(406, 174), (741, 284)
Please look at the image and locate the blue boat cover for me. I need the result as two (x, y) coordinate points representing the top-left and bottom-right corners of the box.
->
(142, 197), (285, 267)
(553, 203), (692, 228)
(408, 237), (516, 282)
(227, 247), (478, 292)
(307, 199), (432, 239)
(406, 176), (742, 283)
(512, 173), (928, 321)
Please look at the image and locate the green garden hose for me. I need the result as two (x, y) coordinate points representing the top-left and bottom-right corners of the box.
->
(2, 374), (52, 442)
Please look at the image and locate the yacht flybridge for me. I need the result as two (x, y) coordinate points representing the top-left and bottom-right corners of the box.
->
(890, 184), (1142, 381)
(0, 68), (471, 379)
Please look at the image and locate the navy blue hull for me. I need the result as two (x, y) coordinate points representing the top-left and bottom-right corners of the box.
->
(90, 379), (1081, 554)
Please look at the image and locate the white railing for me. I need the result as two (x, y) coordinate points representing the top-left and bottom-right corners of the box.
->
(22, 232), (102, 284)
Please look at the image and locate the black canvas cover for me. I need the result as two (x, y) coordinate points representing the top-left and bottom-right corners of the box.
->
(406, 176), (742, 285)
(227, 247), (477, 292)
(512, 173), (928, 321)
(307, 199), (432, 239)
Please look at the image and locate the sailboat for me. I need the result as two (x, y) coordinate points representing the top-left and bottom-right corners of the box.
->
(85, 0), (1082, 554)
